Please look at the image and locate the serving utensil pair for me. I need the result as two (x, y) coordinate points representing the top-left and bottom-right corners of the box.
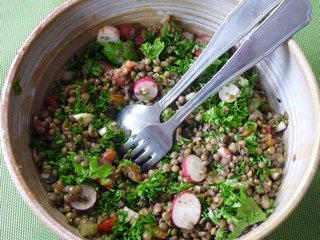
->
(117, 0), (312, 171)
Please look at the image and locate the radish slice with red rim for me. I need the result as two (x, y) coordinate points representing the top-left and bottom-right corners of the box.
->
(70, 184), (97, 211)
(182, 154), (207, 183)
(171, 191), (201, 229)
(133, 77), (158, 102)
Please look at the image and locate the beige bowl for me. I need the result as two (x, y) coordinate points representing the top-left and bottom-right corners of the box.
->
(1, 0), (320, 239)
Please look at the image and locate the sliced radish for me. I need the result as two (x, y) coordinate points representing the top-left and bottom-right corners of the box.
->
(275, 121), (287, 132)
(171, 191), (201, 229)
(97, 26), (120, 43)
(70, 184), (97, 211)
(218, 83), (241, 103)
(182, 154), (207, 183)
(133, 77), (158, 102)
(72, 113), (94, 127)
(123, 206), (139, 220)
(217, 147), (233, 159)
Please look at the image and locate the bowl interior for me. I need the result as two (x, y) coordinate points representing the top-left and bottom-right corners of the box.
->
(1, 0), (319, 239)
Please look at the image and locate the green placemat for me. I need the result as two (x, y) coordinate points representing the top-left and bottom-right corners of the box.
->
(0, 1), (319, 240)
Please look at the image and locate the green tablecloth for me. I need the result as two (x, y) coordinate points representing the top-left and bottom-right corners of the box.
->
(0, 0), (319, 239)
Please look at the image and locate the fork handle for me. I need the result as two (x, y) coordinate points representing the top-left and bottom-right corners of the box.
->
(170, 0), (311, 126)
(156, 0), (285, 110)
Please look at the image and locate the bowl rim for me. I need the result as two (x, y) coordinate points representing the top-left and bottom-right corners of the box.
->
(1, 0), (320, 239)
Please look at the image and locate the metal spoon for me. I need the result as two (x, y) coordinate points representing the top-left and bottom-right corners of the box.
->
(122, 0), (312, 171)
(117, 0), (285, 134)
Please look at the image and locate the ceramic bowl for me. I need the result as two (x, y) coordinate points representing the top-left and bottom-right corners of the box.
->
(1, 0), (320, 239)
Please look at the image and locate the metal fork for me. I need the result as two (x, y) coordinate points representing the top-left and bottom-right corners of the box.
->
(124, 0), (312, 171)
(117, 0), (286, 135)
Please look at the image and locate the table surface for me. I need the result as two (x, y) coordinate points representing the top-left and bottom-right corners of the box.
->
(0, 1), (319, 239)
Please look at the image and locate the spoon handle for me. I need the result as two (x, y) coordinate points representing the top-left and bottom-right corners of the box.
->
(171, 0), (311, 125)
(156, 0), (285, 110)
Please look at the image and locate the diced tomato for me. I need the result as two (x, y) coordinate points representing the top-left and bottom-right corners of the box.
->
(134, 36), (144, 46)
(99, 149), (117, 165)
(44, 96), (60, 109)
(97, 215), (118, 233)
(118, 23), (135, 40)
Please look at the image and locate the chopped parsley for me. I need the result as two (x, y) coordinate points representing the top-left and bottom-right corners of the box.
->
(70, 125), (83, 134)
(100, 40), (138, 66)
(96, 189), (125, 214)
(84, 59), (102, 77)
(140, 38), (165, 59)
(136, 169), (167, 201)
(59, 151), (113, 185)
(204, 179), (268, 240)
(201, 75), (255, 129)
(112, 210), (156, 240)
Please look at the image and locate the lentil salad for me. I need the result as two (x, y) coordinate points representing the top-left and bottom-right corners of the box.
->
(30, 17), (288, 240)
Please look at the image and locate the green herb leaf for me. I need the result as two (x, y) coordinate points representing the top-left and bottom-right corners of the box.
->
(161, 21), (182, 37)
(63, 152), (113, 184)
(228, 219), (248, 240)
(244, 134), (259, 154)
(119, 159), (133, 167)
(161, 108), (175, 121)
(140, 38), (165, 59)
(228, 188), (267, 240)
(166, 58), (193, 75)
(100, 40), (138, 66)
(202, 55), (229, 79)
